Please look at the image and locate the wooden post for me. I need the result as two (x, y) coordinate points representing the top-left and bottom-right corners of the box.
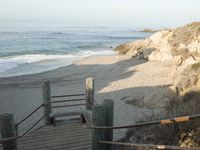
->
(0, 114), (17, 150)
(86, 77), (94, 110)
(92, 105), (105, 150)
(42, 80), (52, 126)
(103, 99), (114, 150)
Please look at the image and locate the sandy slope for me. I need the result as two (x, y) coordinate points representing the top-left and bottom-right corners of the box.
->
(0, 54), (178, 139)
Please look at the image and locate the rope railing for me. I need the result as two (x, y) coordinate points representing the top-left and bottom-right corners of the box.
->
(99, 141), (200, 150)
(15, 103), (44, 127)
(80, 110), (200, 150)
(51, 93), (86, 99)
(19, 115), (45, 136)
(82, 113), (200, 130)
(0, 115), (45, 144)
(16, 115), (44, 135)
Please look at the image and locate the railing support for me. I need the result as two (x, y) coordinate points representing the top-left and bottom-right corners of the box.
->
(86, 77), (94, 111)
(92, 105), (105, 150)
(103, 99), (114, 150)
(42, 80), (52, 126)
(0, 114), (17, 150)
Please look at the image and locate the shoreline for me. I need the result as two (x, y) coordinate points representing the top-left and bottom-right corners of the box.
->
(0, 52), (117, 83)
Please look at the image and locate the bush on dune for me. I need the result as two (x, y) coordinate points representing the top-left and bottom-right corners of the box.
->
(115, 90), (200, 150)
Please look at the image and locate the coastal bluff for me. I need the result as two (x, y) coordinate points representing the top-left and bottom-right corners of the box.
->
(114, 22), (200, 97)
(114, 22), (200, 148)
(115, 22), (200, 67)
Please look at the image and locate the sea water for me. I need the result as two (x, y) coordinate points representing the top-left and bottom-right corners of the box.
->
(0, 21), (151, 77)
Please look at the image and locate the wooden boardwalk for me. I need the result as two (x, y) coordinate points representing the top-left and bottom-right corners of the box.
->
(17, 120), (92, 150)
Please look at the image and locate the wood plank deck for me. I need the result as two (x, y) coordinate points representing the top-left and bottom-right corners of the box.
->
(17, 120), (92, 150)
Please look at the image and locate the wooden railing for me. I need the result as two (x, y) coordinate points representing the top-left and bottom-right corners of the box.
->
(0, 77), (94, 150)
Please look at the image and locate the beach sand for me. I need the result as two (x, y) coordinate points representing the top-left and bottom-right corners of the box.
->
(0, 54), (177, 139)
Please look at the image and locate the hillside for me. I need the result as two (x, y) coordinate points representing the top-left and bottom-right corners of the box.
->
(115, 22), (200, 66)
(114, 22), (200, 149)
(115, 22), (200, 94)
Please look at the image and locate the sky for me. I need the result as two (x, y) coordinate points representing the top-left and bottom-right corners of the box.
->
(0, 0), (200, 28)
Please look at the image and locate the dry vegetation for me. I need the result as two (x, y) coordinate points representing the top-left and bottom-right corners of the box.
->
(170, 22), (200, 56)
(115, 90), (200, 150)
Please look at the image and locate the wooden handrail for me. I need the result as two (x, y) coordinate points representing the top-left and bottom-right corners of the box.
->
(51, 99), (85, 103)
(51, 93), (85, 98)
(52, 103), (86, 108)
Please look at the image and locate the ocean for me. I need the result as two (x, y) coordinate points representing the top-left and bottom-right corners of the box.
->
(0, 21), (151, 77)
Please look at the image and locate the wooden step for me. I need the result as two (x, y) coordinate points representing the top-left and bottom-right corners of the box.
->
(49, 112), (83, 126)
(49, 112), (82, 118)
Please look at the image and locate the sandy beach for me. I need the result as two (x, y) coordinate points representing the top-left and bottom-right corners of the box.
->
(0, 54), (178, 139)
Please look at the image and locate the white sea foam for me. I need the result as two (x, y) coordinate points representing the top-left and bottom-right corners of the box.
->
(8, 54), (75, 63)
(0, 50), (116, 77)
(0, 54), (76, 73)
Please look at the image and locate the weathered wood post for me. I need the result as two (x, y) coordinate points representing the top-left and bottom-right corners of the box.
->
(0, 114), (17, 150)
(42, 80), (52, 126)
(92, 105), (105, 150)
(103, 99), (114, 150)
(86, 77), (94, 110)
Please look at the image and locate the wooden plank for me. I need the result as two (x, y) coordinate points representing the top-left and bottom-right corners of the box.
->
(49, 112), (82, 118)
(18, 132), (91, 144)
(17, 121), (92, 150)
(21, 125), (88, 138)
(33, 123), (82, 131)
(18, 140), (91, 150)
(18, 139), (91, 149)
(18, 128), (91, 142)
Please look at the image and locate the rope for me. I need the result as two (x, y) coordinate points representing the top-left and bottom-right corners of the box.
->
(51, 93), (85, 98)
(16, 115), (43, 135)
(0, 115), (45, 144)
(19, 115), (45, 136)
(99, 141), (200, 150)
(51, 98), (85, 103)
(83, 113), (200, 130)
(15, 103), (44, 127)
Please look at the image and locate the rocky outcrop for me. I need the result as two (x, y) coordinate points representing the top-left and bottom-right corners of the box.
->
(115, 39), (151, 55)
(141, 29), (158, 33)
(115, 22), (200, 66)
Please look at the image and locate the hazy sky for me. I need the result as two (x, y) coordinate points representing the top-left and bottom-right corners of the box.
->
(0, 0), (200, 28)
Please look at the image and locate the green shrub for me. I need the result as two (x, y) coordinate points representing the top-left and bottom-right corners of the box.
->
(192, 62), (200, 71)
